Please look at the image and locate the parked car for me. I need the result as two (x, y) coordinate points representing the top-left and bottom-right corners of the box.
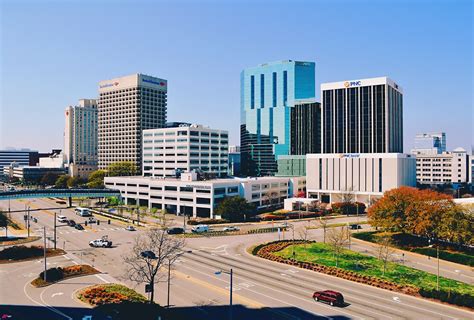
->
(349, 224), (362, 230)
(88, 217), (97, 224)
(125, 225), (136, 231)
(313, 290), (344, 306)
(67, 219), (76, 227)
(57, 215), (68, 223)
(223, 226), (239, 232)
(167, 227), (185, 235)
(191, 225), (209, 233)
(74, 224), (84, 230)
(89, 236), (112, 248)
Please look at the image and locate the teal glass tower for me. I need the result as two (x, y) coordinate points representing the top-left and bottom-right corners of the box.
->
(240, 60), (316, 176)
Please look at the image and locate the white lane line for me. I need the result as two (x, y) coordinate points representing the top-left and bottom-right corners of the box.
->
(95, 274), (111, 283)
(51, 292), (64, 298)
(23, 280), (72, 320)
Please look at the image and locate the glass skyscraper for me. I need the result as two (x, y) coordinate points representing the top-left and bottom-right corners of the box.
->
(240, 60), (316, 176)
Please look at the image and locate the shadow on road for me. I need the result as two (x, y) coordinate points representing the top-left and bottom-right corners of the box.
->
(2, 303), (353, 320)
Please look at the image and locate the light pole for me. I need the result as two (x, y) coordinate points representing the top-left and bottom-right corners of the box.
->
(43, 226), (47, 282)
(215, 268), (233, 320)
(428, 239), (440, 291)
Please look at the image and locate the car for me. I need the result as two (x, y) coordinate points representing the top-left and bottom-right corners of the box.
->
(313, 290), (344, 306)
(74, 224), (84, 230)
(349, 224), (362, 230)
(223, 226), (240, 232)
(89, 236), (112, 248)
(57, 215), (68, 223)
(67, 219), (76, 227)
(125, 225), (136, 231)
(166, 227), (185, 235)
(279, 222), (289, 228)
(88, 217), (97, 224)
(191, 225), (209, 233)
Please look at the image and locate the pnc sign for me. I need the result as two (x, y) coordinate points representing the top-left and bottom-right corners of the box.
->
(99, 81), (119, 89)
(344, 80), (361, 88)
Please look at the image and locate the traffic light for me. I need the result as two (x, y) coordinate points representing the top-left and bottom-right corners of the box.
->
(97, 220), (100, 225)
(108, 219), (111, 225)
(85, 221), (87, 226)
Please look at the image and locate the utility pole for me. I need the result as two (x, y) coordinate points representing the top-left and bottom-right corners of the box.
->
(229, 268), (233, 320)
(43, 226), (47, 282)
(27, 206), (30, 237)
(54, 211), (57, 250)
(437, 245), (440, 291)
(167, 259), (171, 307)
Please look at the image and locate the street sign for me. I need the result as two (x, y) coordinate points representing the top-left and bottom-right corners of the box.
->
(145, 284), (152, 293)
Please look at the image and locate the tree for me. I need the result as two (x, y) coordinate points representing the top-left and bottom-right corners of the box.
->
(215, 196), (256, 222)
(298, 220), (312, 248)
(318, 216), (329, 243)
(376, 235), (395, 276)
(338, 189), (355, 204)
(327, 226), (350, 267)
(55, 175), (70, 188)
(87, 170), (106, 188)
(41, 172), (59, 186)
(107, 161), (138, 177)
(122, 229), (185, 303)
(67, 176), (83, 188)
(438, 205), (474, 246)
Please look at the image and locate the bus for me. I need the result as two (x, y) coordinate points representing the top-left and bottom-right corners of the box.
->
(75, 207), (92, 217)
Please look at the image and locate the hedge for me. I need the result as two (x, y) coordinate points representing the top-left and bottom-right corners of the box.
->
(187, 219), (230, 225)
(419, 287), (474, 308)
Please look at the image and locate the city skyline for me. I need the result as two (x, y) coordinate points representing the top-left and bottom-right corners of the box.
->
(1, 0), (472, 153)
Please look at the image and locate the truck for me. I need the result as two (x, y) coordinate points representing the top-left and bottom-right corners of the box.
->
(191, 224), (209, 233)
(89, 235), (112, 248)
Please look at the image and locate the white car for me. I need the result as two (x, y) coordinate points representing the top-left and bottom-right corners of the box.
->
(57, 215), (68, 223)
(191, 225), (209, 233)
(89, 238), (112, 248)
(125, 225), (136, 231)
(223, 226), (239, 232)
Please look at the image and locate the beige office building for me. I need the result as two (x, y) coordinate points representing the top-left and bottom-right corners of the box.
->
(98, 74), (167, 172)
(416, 148), (470, 184)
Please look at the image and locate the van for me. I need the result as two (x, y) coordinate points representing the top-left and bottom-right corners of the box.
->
(75, 207), (92, 217)
(57, 215), (68, 223)
(191, 225), (209, 233)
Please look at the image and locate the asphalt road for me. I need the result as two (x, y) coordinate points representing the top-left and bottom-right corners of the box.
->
(1, 197), (473, 320)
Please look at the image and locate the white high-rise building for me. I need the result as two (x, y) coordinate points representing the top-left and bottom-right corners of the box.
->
(411, 132), (446, 155)
(98, 74), (167, 172)
(142, 124), (229, 178)
(64, 99), (98, 178)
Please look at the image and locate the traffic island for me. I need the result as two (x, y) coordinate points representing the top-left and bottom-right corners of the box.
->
(252, 241), (474, 309)
(0, 245), (65, 264)
(78, 284), (167, 319)
(0, 236), (41, 246)
(31, 264), (100, 287)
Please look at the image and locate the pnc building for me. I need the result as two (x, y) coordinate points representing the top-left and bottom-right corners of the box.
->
(97, 74), (167, 172)
(321, 77), (403, 154)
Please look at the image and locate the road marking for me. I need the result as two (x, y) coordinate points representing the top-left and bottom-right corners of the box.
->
(95, 274), (110, 283)
(51, 292), (64, 298)
(23, 280), (72, 320)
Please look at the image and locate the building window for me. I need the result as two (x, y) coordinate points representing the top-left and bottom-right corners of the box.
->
(283, 71), (288, 104)
(250, 75), (255, 109)
(272, 72), (277, 108)
(260, 74), (265, 108)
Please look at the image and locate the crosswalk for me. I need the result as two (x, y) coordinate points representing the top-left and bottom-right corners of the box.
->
(58, 227), (125, 234)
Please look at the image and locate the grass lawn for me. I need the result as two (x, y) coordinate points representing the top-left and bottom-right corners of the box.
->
(274, 243), (474, 296)
(353, 231), (474, 267)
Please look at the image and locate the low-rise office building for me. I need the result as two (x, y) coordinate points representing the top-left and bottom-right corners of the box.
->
(104, 173), (305, 218)
(3, 164), (66, 182)
(142, 124), (229, 178)
(306, 153), (416, 204)
(415, 147), (470, 185)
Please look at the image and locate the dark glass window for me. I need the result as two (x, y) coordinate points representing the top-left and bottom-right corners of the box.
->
(260, 74), (265, 108)
(283, 71), (288, 104)
(250, 75), (255, 109)
(272, 72), (277, 108)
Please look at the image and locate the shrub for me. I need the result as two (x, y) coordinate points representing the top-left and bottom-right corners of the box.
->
(79, 284), (147, 306)
(332, 202), (366, 215)
(187, 219), (229, 225)
(419, 287), (474, 308)
(0, 245), (43, 260)
(39, 267), (64, 282)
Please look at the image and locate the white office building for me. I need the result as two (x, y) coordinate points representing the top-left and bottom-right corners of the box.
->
(104, 173), (305, 218)
(142, 124), (229, 178)
(416, 148), (471, 185)
(321, 77), (403, 154)
(306, 153), (416, 204)
(411, 132), (446, 155)
(98, 74), (167, 172)
(64, 99), (98, 178)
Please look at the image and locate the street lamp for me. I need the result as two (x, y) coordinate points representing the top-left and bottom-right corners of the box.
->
(428, 239), (440, 291)
(215, 268), (233, 320)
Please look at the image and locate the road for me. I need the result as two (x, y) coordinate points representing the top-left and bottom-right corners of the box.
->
(1, 197), (473, 319)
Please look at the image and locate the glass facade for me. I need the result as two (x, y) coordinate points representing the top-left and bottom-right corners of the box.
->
(241, 60), (316, 176)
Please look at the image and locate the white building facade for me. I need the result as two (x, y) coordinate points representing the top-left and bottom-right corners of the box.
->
(142, 124), (229, 178)
(64, 99), (98, 178)
(104, 175), (305, 218)
(98, 74), (167, 173)
(416, 148), (470, 185)
(306, 153), (416, 204)
(411, 132), (446, 155)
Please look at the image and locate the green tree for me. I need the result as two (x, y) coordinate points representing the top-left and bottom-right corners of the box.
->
(87, 170), (106, 188)
(40, 172), (59, 186)
(107, 161), (137, 177)
(215, 196), (255, 222)
(67, 176), (83, 188)
(55, 175), (70, 188)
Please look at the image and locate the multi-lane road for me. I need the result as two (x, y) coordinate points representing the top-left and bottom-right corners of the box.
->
(1, 197), (473, 319)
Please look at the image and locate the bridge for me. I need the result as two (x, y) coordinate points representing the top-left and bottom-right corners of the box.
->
(0, 188), (121, 207)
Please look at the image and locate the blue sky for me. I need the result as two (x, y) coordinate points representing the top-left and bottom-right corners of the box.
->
(1, 0), (472, 152)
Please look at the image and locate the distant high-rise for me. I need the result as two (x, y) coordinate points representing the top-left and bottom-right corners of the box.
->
(411, 132), (446, 155)
(290, 100), (321, 155)
(64, 99), (98, 177)
(240, 60), (316, 176)
(98, 74), (167, 173)
(321, 77), (403, 154)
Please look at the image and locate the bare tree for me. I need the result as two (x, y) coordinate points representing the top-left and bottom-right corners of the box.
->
(376, 235), (395, 276)
(122, 228), (185, 303)
(298, 220), (312, 248)
(338, 188), (355, 204)
(317, 216), (329, 243)
(327, 226), (350, 267)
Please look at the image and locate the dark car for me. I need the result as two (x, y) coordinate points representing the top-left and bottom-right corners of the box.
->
(167, 227), (185, 235)
(74, 224), (84, 230)
(349, 224), (362, 230)
(67, 219), (76, 227)
(313, 290), (344, 306)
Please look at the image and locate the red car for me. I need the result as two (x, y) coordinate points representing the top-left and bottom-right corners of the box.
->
(313, 290), (344, 306)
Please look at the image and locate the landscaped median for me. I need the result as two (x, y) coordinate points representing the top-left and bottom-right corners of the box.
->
(0, 245), (65, 264)
(77, 284), (166, 319)
(179, 226), (286, 238)
(31, 264), (100, 287)
(251, 240), (474, 309)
